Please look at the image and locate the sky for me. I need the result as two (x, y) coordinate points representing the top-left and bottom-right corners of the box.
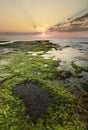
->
(0, 0), (88, 36)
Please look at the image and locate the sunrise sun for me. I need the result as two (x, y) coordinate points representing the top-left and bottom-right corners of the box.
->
(36, 26), (47, 36)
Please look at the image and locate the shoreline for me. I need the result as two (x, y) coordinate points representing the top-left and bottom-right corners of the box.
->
(0, 40), (88, 92)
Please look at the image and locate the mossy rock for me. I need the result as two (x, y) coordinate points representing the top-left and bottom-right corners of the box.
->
(0, 40), (58, 52)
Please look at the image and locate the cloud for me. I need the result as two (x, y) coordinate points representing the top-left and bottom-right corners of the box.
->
(49, 13), (88, 32)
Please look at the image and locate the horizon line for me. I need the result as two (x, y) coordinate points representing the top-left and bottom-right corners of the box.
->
(0, 32), (41, 35)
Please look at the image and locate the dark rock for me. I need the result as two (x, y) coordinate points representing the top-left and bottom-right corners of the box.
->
(35, 40), (49, 43)
(81, 83), (88, 92)
(64, 45), (71, 48)
(14, 81), (51, 123)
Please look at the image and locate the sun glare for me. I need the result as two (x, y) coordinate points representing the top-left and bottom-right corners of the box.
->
(36, 26), (47, 37)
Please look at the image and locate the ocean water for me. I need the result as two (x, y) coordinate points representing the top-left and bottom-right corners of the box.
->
(0, 34), (88, 41)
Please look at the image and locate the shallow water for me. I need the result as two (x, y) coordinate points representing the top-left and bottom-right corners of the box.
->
(42, 38), (88, 92)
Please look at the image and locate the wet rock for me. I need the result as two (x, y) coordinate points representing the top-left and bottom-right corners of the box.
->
(0, 41), (8, 43)
(81, 82), (88, 92)
(64, 45), (71, 48)
(79, 71), (88, 82)
(0, 48), (13, 55)
(35, 40), (50, 43)
(74, 61), (88, 68)
(58, 71), (73, 80)
(71, 61), (88, 73)
(14, 81), (51, 123)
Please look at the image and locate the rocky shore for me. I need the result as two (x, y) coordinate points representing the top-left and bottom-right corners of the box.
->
(0, 40), (88, 129)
